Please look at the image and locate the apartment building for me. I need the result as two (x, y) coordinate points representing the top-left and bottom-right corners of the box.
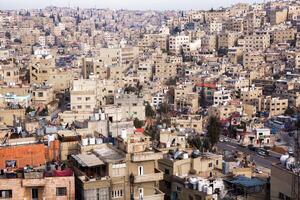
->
(71, 79), (97, 113)
(169, 35), (190, 54)
(29, 55), (74, 92)
(158, 150), (223, 200)
(269, 8), (288, 25)
(0, 167), (75, 200)
(82, 57), (109, 79)
(31, 84), (55, 108)
(240, 86), (263, 105)
(154, 60), (178, 83)
(255, 96), (288, 117)
(242, 51), (265, 69)
(170, 115), (203, 133)
(0, 60), (20, 84)
(71, 132), (164, 200)
(243, 32), (270, 51)
(213, 89), (232, 106)
(271, 161), (299, 200)
(217, 32), (239, 50)
(272, 28), (296, 43)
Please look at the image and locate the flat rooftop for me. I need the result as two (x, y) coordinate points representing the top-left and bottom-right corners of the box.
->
(93, 144), (125, 163)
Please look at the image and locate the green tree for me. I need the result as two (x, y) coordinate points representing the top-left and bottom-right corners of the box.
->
(145, 103), (155, 118)
(207, 116), (221, 148)
(284, 107), (295, 116)
(133, 118), (144, 128)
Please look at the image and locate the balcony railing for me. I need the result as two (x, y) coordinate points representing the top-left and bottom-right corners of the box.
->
(134, 168), (163, 183)
(131, 152), (163, 162)
(133, 188), (164, 200)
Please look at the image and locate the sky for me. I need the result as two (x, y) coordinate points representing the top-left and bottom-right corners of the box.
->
(0, 0), (265, 10)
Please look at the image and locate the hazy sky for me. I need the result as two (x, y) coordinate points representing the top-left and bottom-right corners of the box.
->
(0, 0), (264, 10)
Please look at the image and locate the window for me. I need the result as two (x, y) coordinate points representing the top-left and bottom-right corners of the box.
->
(38, 92), (43, 97)
(165, 169), (170, 175)
(0, 190), (12, 198)
(138, 166), (144, 176)
(208, 162), (213, 167)
(77, 97), (82, 100)
(32, 188), (38, 199)
(86, 97), (91, 101)
(111, 189), (123, 198)
(56, 187), (67, 196)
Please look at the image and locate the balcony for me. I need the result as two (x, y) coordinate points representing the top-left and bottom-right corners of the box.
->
(133, 188), (164, 200)
(131, 152), (163, 162)
(21, 171), (46, 187)
(134, 168), (164, 183)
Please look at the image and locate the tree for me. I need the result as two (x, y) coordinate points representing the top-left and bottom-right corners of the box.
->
(284, 107), (295, 116)
(133, 118), (144, 128)
(207, 116), (221, 148)
(145, 103), (155, 118)
(188, 135), (210, 152)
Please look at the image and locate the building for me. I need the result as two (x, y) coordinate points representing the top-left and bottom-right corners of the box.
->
(71, 132), (164, 200)
(169, 35), (190, 54)
(0, 166), (75, 200)
(158, 150), (223, 200)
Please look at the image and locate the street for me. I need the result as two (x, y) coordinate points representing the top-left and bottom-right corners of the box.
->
(217, 141), (281, 168)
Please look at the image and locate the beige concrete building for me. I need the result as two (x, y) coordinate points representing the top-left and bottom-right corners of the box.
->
(171, 115), (203, 133)
(272, 28), (296, 43)
(29, 55), (74, 92)
(0, 168), (75, 200)
(269, 9), (288, 25)
(158, 151), (223, 200)
(243, 32), (270, 51)
(271, 163), (299, 200)
(243, 51), (265, 69)
(169, 35), (190, 54)
(71, 79), (97, 113)
(71, 132), (164, 200)
(217, 32), (239, 50)
(255, 96), (288, 117)
(31, 84), (55, 108)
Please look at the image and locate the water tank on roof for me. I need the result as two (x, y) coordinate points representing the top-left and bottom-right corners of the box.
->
(183, 153), (189, 159)
(202, 185), (208, 193)
(96, 138), (103, 144)
(89, 137), (95, 145)
(94, 113), (100, 121)
(280, 154), (289, 165)
(121, 129), (127, 139)
(286, 157), (295, 170)
(82, 138), (88, 146)
(198, 181), (204, 192)
(207, 186), (213, 195)
(100, 113), (106, 120)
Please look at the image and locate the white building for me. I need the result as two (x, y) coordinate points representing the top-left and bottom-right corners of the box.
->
(213, 89), (232, 106)
(169, 35), (190, 54)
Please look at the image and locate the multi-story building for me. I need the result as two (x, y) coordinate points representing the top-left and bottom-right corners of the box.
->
(169, 35), (190, 54)
(0, 167), (75, 200)
(243, 32), (270, 51)
(158, 150), (223, 200)
(71, 132), (164, 200)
